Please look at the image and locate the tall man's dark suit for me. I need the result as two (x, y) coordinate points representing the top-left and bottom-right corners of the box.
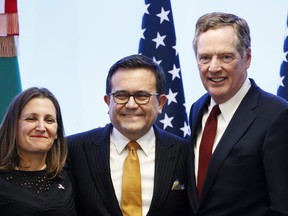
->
(188, 79), (288, 215)
(66, 123), (191, 216)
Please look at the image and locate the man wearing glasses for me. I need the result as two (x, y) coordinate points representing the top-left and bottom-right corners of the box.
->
(66, 54), (192, 216)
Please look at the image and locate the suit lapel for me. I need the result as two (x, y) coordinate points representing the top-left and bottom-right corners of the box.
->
(148, 127), (181, 215)
(200, 106), (256, 201)
(83, 124), (122, 216)
(188, 95), (210, 211)
(188, 137), (199, 213)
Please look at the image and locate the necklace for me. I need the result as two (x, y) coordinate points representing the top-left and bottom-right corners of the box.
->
(14, 164), (47, 171)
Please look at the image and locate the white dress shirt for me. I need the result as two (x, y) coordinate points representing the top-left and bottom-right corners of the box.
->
(194, 78), (251, 182)
(110, 127), (155, 216)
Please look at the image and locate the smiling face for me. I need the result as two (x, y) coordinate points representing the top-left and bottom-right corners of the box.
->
(104, 68), (167, 140)
(17, 97), (58, 160)
(196, 26), (251, 104)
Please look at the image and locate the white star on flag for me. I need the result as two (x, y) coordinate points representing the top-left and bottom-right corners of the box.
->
(278, 75), (285, 87)
(152, 32), (166, 49)
(166, 89), (178, 105)
(172, 44), (179, 56)
(144, 3), (150, 15)
(140, 28), (146, 39)
(168, 64), (181, 80)
(282, 51), (288, 62)
(156, 7), (170, 24)
(153, 57), (162, 65)
(180, 121), (190, 138)
(159, 113), (174, 129)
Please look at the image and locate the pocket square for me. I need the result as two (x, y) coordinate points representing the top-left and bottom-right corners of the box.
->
(171, 179), (185, 190)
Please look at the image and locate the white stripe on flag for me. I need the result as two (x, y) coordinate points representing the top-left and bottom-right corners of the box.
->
(0, 14), (7, 36)
(0, 0), (5, 14)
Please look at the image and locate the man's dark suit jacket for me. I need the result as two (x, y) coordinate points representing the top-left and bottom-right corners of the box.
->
(66, 124), (192, 216)
(188, 79), (288, 215)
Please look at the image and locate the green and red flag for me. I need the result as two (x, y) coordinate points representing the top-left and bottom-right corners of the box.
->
(0, 0), (22, 122)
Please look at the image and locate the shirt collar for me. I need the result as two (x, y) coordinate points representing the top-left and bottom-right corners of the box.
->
(210, 78), (251, 122)
(110, 127), (155, 156)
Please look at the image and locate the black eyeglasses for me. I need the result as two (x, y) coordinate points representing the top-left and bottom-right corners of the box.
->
(109, 91), (159, 105)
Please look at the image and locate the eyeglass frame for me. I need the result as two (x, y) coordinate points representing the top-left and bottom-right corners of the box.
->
(109, 91), (160, 105)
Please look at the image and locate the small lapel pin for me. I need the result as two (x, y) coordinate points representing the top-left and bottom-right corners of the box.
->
(58, 184), (65, 190)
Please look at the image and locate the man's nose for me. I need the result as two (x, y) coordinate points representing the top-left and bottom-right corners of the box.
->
(208, 58), (222, 72)
(125, 95), (138, 107)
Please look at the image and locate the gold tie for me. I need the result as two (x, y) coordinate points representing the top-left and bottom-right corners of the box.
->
(121, 141), (142, 216)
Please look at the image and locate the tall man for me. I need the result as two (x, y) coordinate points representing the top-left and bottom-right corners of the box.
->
(188, 12), (288, 215)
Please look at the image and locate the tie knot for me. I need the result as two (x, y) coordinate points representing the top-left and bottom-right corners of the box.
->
(127, 141), (140, 151)
(210, 105), (221, 117)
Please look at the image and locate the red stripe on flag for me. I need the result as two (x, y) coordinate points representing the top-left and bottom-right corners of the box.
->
(5, 0), (17, 13)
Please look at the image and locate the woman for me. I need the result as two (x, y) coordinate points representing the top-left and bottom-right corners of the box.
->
(0, 87), (76, 215)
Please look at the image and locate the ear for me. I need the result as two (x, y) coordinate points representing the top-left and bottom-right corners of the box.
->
(104, 95), (110, 106)
(157, 94), (167, 114)
(245, 47), (252, 69)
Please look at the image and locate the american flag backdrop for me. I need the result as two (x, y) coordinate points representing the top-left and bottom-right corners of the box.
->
(277, 13), (288, 100)
(138, 0), (190, 139)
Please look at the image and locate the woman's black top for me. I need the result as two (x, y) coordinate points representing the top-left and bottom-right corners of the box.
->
(0, 169), (76, 216)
